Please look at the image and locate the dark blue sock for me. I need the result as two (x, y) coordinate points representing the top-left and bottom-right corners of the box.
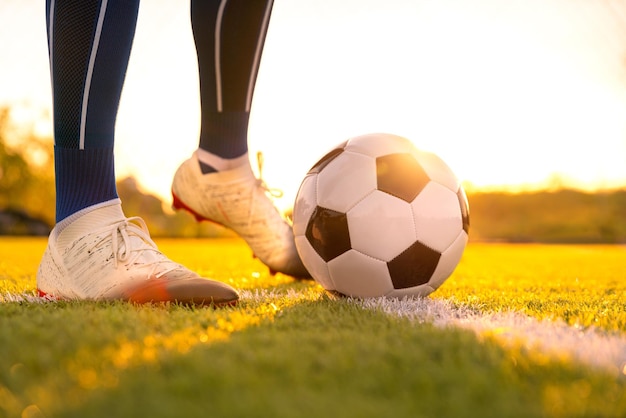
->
(192, 0), (273, 161)
(47, 0), (139, 222)
(54, 147), (118, 221)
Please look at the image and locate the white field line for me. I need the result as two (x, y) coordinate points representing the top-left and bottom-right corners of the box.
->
(4, 289), (626, 375)
(244, 289), (626, 375)
(358, 296), (626, 376)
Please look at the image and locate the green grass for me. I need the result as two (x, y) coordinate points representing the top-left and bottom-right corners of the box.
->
(1, 238), (625, 418)
(437, 244), (626, 332)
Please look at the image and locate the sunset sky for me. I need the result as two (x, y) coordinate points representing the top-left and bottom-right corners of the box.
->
(1, 0), (625, 210)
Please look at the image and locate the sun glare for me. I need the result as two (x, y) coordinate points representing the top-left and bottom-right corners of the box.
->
(1, 0), (625, 208)
(240, 0), (626, 208)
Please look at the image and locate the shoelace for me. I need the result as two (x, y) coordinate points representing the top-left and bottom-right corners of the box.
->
(247, 152), (289, 231)
(255, 151), (284, 199)
(107, 217), (178, 279)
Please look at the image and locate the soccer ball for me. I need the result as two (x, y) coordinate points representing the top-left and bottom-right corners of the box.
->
(293, 133), (469, 298)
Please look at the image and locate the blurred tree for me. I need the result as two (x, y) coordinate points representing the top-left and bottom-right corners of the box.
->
(4, 105), (622, 241)
(0, 105), (234, 236)
(0, 107), (55, 230)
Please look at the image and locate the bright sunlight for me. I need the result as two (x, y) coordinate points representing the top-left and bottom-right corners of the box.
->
(1, 0), (625, 210)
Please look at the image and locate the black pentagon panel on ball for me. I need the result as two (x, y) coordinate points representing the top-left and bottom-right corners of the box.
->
(387, 241), (441, 289)
(305, 206), (352, 262)
(376, 153), (430, 202)
(307, 141), (348, 175)
(457, 188), (470, 234)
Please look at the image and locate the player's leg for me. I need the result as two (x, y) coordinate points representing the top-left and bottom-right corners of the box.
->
(172, 0), (309, 278)
(39, 0), (238, 306)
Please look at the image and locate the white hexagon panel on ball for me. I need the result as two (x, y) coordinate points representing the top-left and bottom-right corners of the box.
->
(411, 181), (463, 254)
(347, 190), (416, 261)
(316, 151), (377, 213)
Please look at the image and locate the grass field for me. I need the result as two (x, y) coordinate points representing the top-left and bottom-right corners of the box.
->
(1, 238), (625, 418)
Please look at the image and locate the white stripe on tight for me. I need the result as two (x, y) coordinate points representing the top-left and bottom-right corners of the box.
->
(245, 0), (273, 112)
(48, 0), (56, 146)
(214, 0), (228, 112)
(79, 0), (109, 150)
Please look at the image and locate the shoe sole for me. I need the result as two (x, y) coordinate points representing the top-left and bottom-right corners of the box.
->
(37, 279), (239, 308)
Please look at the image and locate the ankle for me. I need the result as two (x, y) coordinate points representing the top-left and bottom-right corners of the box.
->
(54, 199), (125, 250)
(196, 149), (250, 173)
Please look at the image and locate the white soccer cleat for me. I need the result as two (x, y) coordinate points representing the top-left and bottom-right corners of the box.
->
(171, 151), (310, 278)
(37, 199), (239, 306)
